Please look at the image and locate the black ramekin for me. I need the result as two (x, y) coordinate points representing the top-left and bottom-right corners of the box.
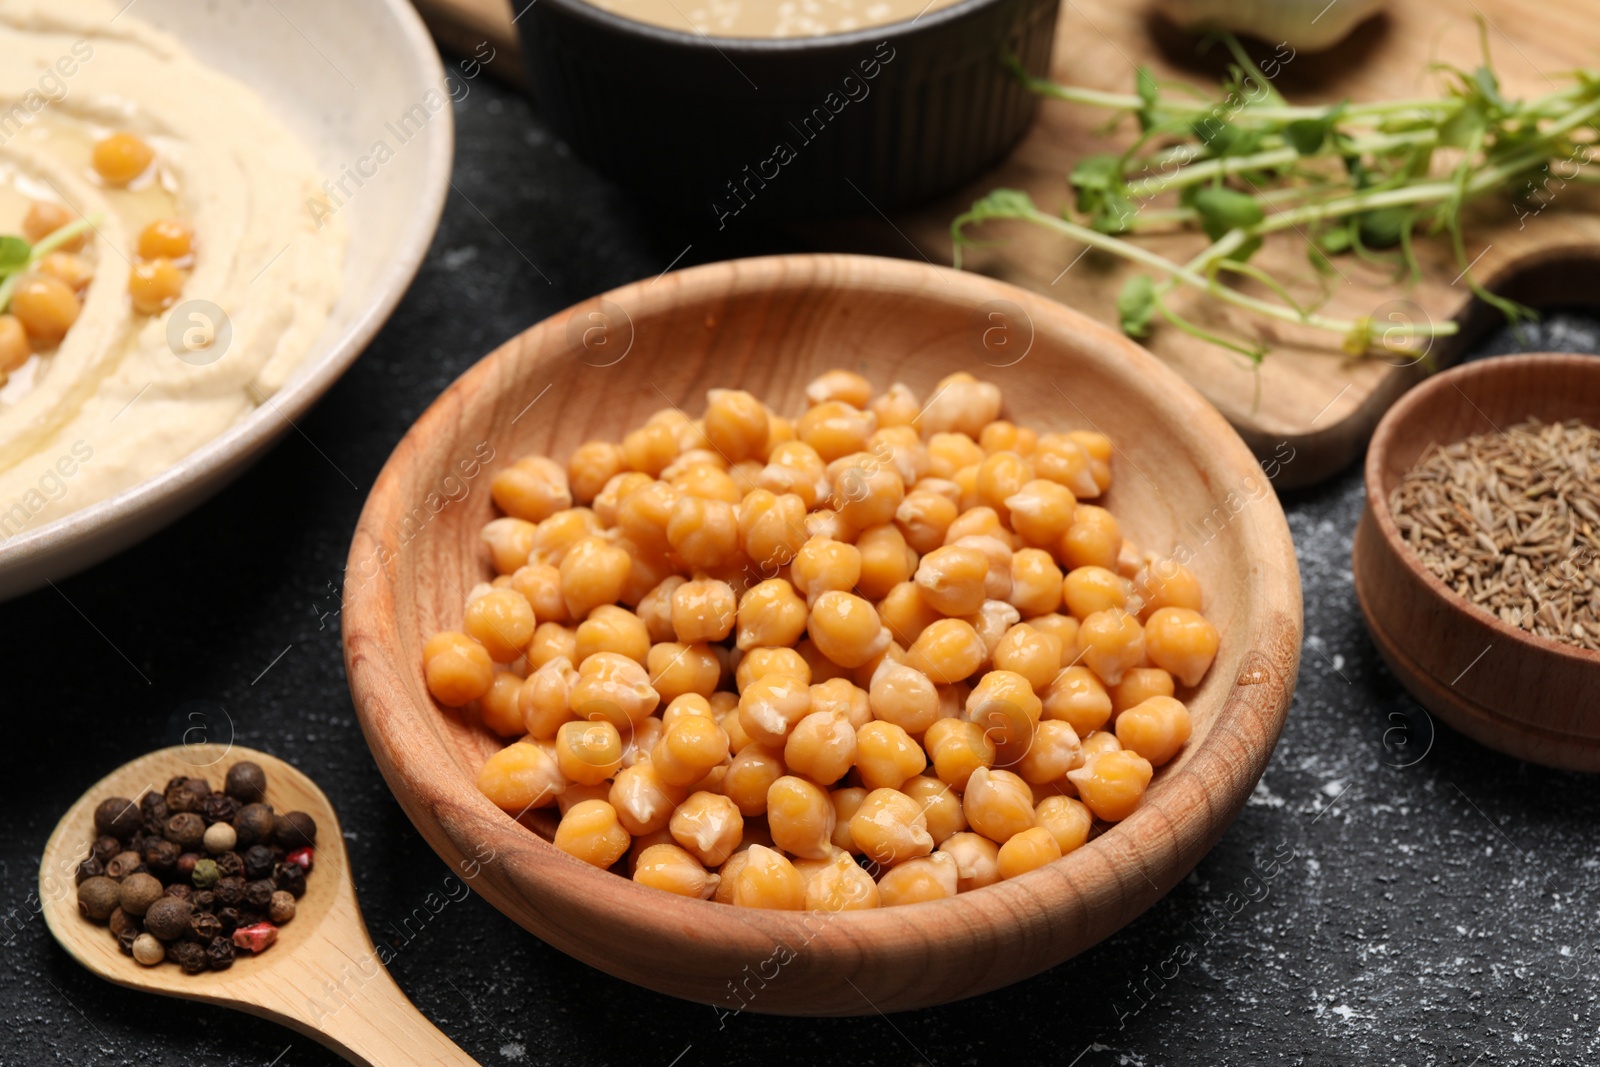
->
(515, 0), (1058, 225)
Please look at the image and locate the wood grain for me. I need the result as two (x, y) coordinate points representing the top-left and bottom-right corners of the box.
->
(411, 0), (1600, 488)
(40, 745), (478, 1066)
(342, 253), (1303, 1014)
(1354, 354), (1600, 772)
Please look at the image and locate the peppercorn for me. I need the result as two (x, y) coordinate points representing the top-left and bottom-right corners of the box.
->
(200, 793), (239, 826)
(225, 762), (268, 804)
(243, 879), (275, 910)
(216, 906), (242, 932)
(165, 778), (210, 814)
(77, 876), (122, 921)
(104, 851), (142, 881)
(214, 876), (244, 906)
(93, 797), (142, 840)
(214, 851), (244, 880)
(274, 811), (317, 849)
(117, 925), (141, 956)
(206, 936), (236, 970)
(143, 896), (193, 941)
(232, 922), (278, 954)
(164, 883), (193, 903)
(118, 872), (164, 917)
(141, 792), (170, 823)
(203, 823), (237, 854)
(191, 890), (216, 913)
(268, 891), (296, 925)
(171, 940), (208, 974)
(108, 906), (136, 939)
(272, 862), (306, 899)
(233, 804), (275, 848)
(143, 838), (181, 874)
(242, 845), (276, 881)
(284, 847), (314, 873)
(76, 856), (105, 885)
(92, 835), (121, 865)
(187, 911), (222, 943)
(165, 812), (205, 849)
(132, 933), (166, 966)
(176, 852), (200, 879)
(191, 858), (219, 889)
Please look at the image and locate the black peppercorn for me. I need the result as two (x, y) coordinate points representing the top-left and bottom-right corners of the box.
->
(165, 778), (211, 814)
(165, 812), (206, 849)
(116, 925), (140, 956)
(164, 883), (193, 903)
(141, 792), (170, 822)
(233, 804), (275, 848)
(187, 911), (222, 943)
(143, 896), (193, 941)
(93, 797), (142, 840)
(143, 838), (181, 874)
(92, 835), (121, 865)
(199, 793), (238, 826)
(171, 940), (208, 975)
(272, 861), (306, 899)
(105, 851), (143, 881)
(206, 936), (235, 971)
(76, 856), (105, 885)
(213, 875), (244, 907)
(242, 845), (276, 880)
(108, 906), (135, 939)
(191, 890), (215, 913)
(243, 879), (276, 910)
(216, 906), (242, 933)
(274, 811), (317, 849)
(214, 851), (244, 880)
(224, 762), (268, 804)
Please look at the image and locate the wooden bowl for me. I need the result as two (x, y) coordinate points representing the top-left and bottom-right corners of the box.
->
(342, 254), (1302, 1014)
(1354, 353), (1600, 772)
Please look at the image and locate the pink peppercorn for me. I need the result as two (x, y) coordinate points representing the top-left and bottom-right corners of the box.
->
(231, 922), (278, 954)
(285, 847), (314, 872)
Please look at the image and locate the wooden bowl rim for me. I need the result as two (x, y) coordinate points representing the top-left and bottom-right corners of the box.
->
(1363, 351), (1600, 668)
(343, 253), (1301, 963)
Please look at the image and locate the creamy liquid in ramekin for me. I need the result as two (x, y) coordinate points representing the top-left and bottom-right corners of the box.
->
(581, 0), (963, 37)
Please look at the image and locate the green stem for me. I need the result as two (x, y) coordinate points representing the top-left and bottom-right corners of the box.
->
(0, 215), (102, 314)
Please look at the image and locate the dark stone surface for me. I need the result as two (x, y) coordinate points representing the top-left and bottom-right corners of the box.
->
(3, 74), (1598, 1067)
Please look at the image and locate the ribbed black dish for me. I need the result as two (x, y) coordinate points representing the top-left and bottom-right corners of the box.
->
(516, 0), (1058, 225)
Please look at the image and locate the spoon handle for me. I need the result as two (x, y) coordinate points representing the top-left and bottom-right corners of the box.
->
(286, 959), (482, 1066)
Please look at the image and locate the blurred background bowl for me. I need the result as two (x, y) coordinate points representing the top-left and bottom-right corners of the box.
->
(1354, 353), (1600, 771)
(343, 252), (1302, 1014)
(0, 0), (453, 600)
(514, 0), (1058, 223)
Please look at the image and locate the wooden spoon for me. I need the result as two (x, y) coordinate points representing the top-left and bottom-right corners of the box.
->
(40, 744), (479, 1066)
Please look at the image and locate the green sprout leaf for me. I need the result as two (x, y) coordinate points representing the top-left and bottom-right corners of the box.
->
(0, 236), (30, 275)
(1358, 206), (1410, 249)
(1117, 275), (1157, 338)
(1192, 186), (1264, 241)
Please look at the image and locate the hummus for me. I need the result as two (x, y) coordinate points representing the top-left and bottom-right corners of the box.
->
(0, 0), (345, 540)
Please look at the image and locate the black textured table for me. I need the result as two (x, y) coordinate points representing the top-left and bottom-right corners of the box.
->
(5, 76), (1599, 1067)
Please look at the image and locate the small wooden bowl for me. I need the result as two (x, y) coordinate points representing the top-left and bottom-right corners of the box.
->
(1354, 353), (1600, 772)
(343, 254), (1302, 1014)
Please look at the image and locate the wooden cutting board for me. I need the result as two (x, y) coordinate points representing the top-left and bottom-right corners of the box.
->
(412, 0), (1600, 488)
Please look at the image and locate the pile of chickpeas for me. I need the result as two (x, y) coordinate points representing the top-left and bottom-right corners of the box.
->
(0, 131), (192, 383)
(423, 370), (1220, 910)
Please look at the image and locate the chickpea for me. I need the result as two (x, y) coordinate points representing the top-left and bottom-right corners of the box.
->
(621, 421), (680, 476)
(555, 720), (624, 785)
(128, 257), (186, 316)
(670, 791), (744, 867)
(867, 657), (940, 734)
(1063, 565), (1131, 620)
(736, 577), (809, 649)
(1134, 560), (1204, 618)
(795, 637), (850, 684)
(895, 488), (959, 556)
(477, 741), (564, 813)
(92, 132), (155, 185)
(38, 252), (93, 293)
(0, 315), (30, 374)
(903, 618), (987, 684)
(636, 575), (685, 642)
(738, 489), (807, 572)
(1012, 719), (1083, 785)
(22, 201), (85, 249)
(869, 382), (920, 428)
(633, 843), (719, 899)
(902, 775), (967, 844)
(530, 508), (603, 565)
(964, 670), (1041, 750)
(1110, 667), (1175, 714)
(877, 580), (941, 647)
(831, 456), (903, 531)
(1028, 613), (1081, 666)
(566, 441), (626, 504)
(137, 217), (194, 260)
(914, 544), (990, 617)
(877, 852), (959, 906)
(610, 761), (686, 835)
(807, 590), (890, 669)
(926, 433), (985, 480)
(809, 676), (873, 731)
(672, 462), (741, 504)
(923, 717), (995, 790)
(1114, 695), (1192, 766)
(917, 372), (1001, 438)
(848, 787), (934, 866)
(996, 826), (1061, 880)
(757, 441), (829, 508)
(961, 767), (1035, 844)
(975, 451), (1034, 524)
(519, 655), (577, 739)
(703, 388), (770, 462)
(855, 524), (917, 601)
(560, 535), (631, 618)
(783, 709), (857, 784)
(735, 647), (812, 692)
(665, 495), (737, 571)
(1066, 749), (1153, 822)
(766, 775), (836, 859)
(464, 587), (537, 662)
(594, 471), (652, 526)
(651, 714), (731, 787)
(1032, 433), (1099, 497)
(478, 671), (525, 737)
(527, 621), (577, 670)
(646, 641), (721, 701)
(1077, 609), (1145, 687)
(1008, 548), (1064, 617)
(805, 368), (873, 408)
(1059, 504), (1122, 572)
(798, 400), (876, 463)
(991, 623), (1063, 691)
(791, 535), (862, 602)
(492, 456), (572, 524)
(568, 651), (660, 730)
(670, 578), (737, 644)
(854, 720), (926, 790)
(737, 673), (812, 747)
(1068, 430), (1114, 493)
(615, 480), (679, 553)
(730, 844), (805, 910)
(1034, 795), (1093, 855)
(938, 832), (1000, 892)
(555, 799), (632, 868)
(802, 849), (880, 911)
(969, 598), (1022, 662)
(1143, 607), (1221, 687)
(10, 274), (80, 343)
(423, 632), (494, 707)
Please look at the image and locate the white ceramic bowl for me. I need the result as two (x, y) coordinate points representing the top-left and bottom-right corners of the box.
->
(0, 0), (453, 599)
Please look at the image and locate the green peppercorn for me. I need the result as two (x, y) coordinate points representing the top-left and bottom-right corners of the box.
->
(118, 872), (164, 917)
(77, 876), (121, 921)
(93, 797), (142, 840)
(165, 812), (205, 850)
(274, 811), (317, 849)
(143, 896), (193, 941)
(268, 891), (296, 925)
(191, 858), (219, 889)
